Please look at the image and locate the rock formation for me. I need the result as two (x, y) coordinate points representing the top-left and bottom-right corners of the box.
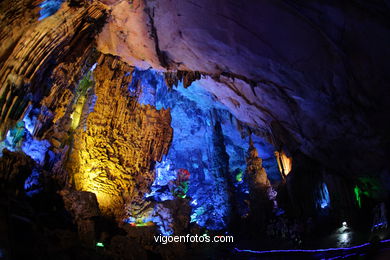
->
(69, 55), (173, 219)
(245, 137), (273, 231)
(0, 0), (389, 258)
(60, 189), (101, 246)
(0, 150), (34, 195)
(0, 1), (107, 137)
(96, 0), (390, 178)
(246, 137), (271, 189)
(275, 150), (293, 180)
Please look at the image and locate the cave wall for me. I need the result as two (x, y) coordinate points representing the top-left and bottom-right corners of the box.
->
(97, 0), (390, 178)
(0, 0), (387, 222)
(0, 1), (389, 256)
(0, 0), (107, 137)
(69, 55), (173, 219)
(95, 0), (390, 226)
(126, 68), (281, 230)
(0, 1), (174, 222)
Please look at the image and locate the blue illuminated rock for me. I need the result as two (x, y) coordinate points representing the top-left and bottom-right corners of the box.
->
(131, 69), (280, 230)
(39, 0), (64, 21)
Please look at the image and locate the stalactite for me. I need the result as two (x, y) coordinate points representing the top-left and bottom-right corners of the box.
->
(0, 1), (107, 137)
(69, 55), (173, 219)
(275, 150), (293, 180)
(0, 0), (41, 68)
(164, 70), (202, 88)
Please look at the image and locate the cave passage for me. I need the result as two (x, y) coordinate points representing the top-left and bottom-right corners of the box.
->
(0, 0), (389, 259)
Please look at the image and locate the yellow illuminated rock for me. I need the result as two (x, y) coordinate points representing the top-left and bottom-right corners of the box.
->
(69, 55), (173, 220)
(275, 150), (292, 178)
(246, 137), (270, 188)
(0, 1), (107, 138)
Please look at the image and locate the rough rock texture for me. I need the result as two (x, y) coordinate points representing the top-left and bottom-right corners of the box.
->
(69, 55), (173, 219)
(246, 138), (271, 189)
(0, 1), (107, 137)
(0, 1), (389, 257)
(0, 149), (34, 195)
(97, 0), (390, 178)
(96, 0), (163, 70)
(164, 70), (202, 88)
(60, 189), (100, 245)
(0, 1), (107, 191)
(60, 189), (100, 221)
(161, 198), (191, 235)
(275, 150), (293, 179)
(0, 0), (174, 222)
(0, 0), (41, 68)
(36, 45), (99, 186)
(245, 137), (272, 230)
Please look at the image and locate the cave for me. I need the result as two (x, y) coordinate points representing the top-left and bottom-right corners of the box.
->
(0, 0), (389, 259)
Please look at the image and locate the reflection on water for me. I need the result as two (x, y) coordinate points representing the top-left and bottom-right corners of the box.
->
(336, 223), (353, 247)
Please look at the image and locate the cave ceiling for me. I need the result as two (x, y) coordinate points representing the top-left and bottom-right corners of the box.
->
(1, 1), (390, 254)
(1, 0), (390, 179)
(96, 0), (390, 176)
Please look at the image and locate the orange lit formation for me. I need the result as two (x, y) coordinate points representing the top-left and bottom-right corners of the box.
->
(68, 56), (172, 219)
(275, 150), (292, 178)
(246, 138), (271, 188)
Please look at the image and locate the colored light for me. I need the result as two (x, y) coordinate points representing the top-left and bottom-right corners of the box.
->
(354, 186), (361, 208)
(38, 0), (64, 21)
(234, 242), (371, 254)
(357, 177), (383, 199)
(130, 221), (154, 227)
(126, 68), (279, 231)
(274, 150), (292, 177)
(96, 242), (104, 247)
(235, 171), (243, 182)
(318, 182), (330, 209)
(71, 71), (94, 130)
